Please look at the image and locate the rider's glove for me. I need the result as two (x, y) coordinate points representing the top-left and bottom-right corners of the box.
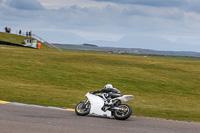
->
(104, 93), (108, 98)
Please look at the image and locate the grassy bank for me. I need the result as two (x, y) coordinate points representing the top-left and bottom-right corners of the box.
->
(0, 33), (200, 122)
(0, 32), (50, 50)
(0, 32), (33, 46)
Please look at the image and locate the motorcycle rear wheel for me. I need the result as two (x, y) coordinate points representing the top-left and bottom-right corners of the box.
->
(113, 104), (132, 120)
(75, 101), (90, 116)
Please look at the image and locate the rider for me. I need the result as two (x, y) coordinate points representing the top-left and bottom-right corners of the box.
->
(92, 84), (122, 106)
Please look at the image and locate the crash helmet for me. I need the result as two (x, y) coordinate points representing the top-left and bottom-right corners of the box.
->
(104, 84), (113, 89)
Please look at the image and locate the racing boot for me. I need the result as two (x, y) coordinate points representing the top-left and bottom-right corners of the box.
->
(101, 98), (112, 112)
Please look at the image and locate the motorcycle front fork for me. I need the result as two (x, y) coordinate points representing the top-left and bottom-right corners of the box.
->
(83, 100), (90, 108)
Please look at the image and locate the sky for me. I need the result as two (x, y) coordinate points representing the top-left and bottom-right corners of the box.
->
(1, 0), (200, 52)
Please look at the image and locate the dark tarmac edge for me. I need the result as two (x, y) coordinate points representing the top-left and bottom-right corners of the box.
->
(0, 100), (199, 124)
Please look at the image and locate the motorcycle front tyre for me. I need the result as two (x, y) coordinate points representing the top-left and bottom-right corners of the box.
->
(75, 101), (90, 116)
(113, 104), (132, 120)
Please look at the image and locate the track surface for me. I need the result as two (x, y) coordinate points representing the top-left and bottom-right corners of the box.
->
(0, 104), (200, 133)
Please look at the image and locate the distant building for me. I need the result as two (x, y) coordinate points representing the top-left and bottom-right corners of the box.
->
(24, 38), (37, 49)
(117, 51), (129, 54)
(108, 51), (114, 54)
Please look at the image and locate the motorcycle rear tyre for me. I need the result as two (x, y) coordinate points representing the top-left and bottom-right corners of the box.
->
(113, 104), (132, 120)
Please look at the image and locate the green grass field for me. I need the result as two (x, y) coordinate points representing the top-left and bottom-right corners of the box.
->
(149, 55), (200, 61)
(0, 32), (200, 122)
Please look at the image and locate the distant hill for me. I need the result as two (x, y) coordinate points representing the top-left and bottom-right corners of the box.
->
(91, 35), (200, 53)
(48, 43), (200, 58)
(83, 43), (98, 47)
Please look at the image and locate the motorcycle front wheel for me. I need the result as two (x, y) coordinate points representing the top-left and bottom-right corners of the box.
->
(113, 104), (132, 120)
(75, 101), (90, 116)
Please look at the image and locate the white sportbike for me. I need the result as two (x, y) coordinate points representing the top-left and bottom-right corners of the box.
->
(75, 92), (134, 120)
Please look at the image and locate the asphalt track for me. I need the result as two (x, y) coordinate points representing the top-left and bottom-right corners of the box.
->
(0, 103), (200, 133)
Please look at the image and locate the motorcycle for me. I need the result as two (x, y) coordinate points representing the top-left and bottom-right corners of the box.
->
(75, 92), (134, 120)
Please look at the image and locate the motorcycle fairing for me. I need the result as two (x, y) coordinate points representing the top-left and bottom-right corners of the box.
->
(114, 95), (134, 103)
(85, 93), (112, 117)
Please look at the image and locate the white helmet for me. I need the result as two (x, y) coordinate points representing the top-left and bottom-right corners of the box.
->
(104, 84), (113, 89)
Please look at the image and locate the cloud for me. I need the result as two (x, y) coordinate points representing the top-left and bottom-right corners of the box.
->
(185, 0), (200, 13)
(38, 0), (117, 9)
(93, 0), (200, 13)
(93, 0), (186, 7)
(1, 0), (200, 52)
(6, 0), (44, 10)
